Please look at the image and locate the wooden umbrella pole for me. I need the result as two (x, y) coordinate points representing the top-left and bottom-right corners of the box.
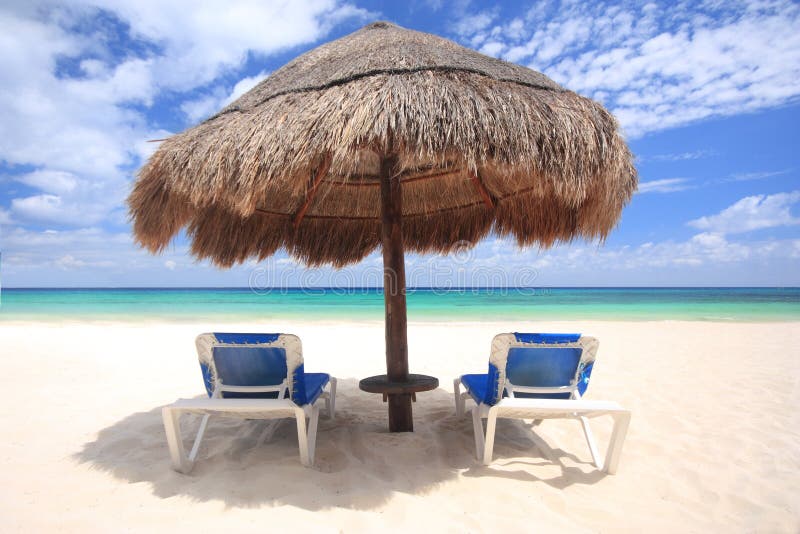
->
(380, 152), (413, 432)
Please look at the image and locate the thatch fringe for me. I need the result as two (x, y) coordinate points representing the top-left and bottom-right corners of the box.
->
(129, 22), (637, 268)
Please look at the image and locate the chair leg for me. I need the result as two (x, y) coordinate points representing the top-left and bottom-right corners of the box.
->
(294, 405), (320, 467)
(294, 408), (311, 466)
(327, 378), (337, 419)
(306, 405), (320, 465)
(603, 411), (631, 474)
(470, 405), (499, 466)
(471, 405), (484, 461)
(162, 406), (193, 474)
(454, 378), (463, 416)
(579, 416), (602, 469)
(482, 408), (498, 465)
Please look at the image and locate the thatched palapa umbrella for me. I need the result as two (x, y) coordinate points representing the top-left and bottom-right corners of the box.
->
(129, 22), (637, 432)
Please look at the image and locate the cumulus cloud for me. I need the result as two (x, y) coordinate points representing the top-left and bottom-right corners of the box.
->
(180, 93), (225, 124)
(452, 1), (800, 138)
(0, 7), (150, 226)
(1, 226), (200, 285)
(688, 191), (800, 234)
(181, 70), (269, 122)
(493, 232), (750, 271)
(225, 72), (270, 104)
(458, 231), (799, 286)
(401, 230), (800, 286)
(0, 1), (368, 227)
(16, 170), (80, 195)
(82, 0), (368, 93)
(453, 9), (498, 41)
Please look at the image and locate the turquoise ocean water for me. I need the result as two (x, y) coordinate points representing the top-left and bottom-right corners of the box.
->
(1, 287), (798, 322)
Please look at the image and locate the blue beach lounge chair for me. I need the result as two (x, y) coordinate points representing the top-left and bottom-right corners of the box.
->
(453, 333), (630, 473)
(162, 333), (336, 472)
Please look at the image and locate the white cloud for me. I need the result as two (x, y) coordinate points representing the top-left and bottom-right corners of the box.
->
(2, 223), (799, 287)
(409, 231), (800, 286)
(17, 170), (80, 195)
(55, 255), (84, 269)
(8, 169), (125, 226)
(11, 195), (65, 223)
(0, 226), (192, 285)
(181, 70), (269, 122)
(452, 1), (800, 138)
(423, 0), (444, 11)
(55, 254), (108, 270)
(478, 232), (799, 286)
(0, 1), (368, 227)
(0, 8), (145, 227)
(727, 169), (791, 182)
(688, 191), (800, 234)
(225, 72), (269, 106)
(479, 41), (505, 57)
(2, 227), (130, 282)
(73, 0), (369, 93)
(453, 10), (497, 37)
(637, 177), (693, 194)
(180, 92), (225, 123)
(0, 226), (314, 287)
(644, 149), (717, 162)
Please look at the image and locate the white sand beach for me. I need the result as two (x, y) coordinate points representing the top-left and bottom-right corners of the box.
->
(0, 320), (798, 532)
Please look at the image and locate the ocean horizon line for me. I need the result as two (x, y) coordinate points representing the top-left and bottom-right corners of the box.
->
(4, 285), (799, 290)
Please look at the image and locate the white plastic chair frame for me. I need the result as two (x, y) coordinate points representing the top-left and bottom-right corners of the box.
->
(163, 377), (336, 473)
(454, 377), (630, 473)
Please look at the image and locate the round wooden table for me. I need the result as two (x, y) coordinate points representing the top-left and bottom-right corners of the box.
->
(359, 374), (439, 395)
(359, 374), (439, 431)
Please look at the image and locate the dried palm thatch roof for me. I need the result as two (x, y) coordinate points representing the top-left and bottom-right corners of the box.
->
(129, 21), (637, 268)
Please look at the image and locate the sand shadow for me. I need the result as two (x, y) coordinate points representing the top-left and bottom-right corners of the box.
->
(75, 378), (609, 510)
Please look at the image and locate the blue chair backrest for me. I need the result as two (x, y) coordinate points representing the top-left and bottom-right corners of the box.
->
(212, 345), (288, 399)
(195, 332), (309, 402)
(506, 346), (583, 399)
(482, 333), (595, 404)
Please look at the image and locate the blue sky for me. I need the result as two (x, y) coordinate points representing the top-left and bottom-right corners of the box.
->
(0, 0), (798, 287)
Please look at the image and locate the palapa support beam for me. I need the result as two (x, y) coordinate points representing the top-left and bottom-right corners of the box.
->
(380, 152), (413, 432)
(293, 154), (333, 228)
(470, 171), (495, 209)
